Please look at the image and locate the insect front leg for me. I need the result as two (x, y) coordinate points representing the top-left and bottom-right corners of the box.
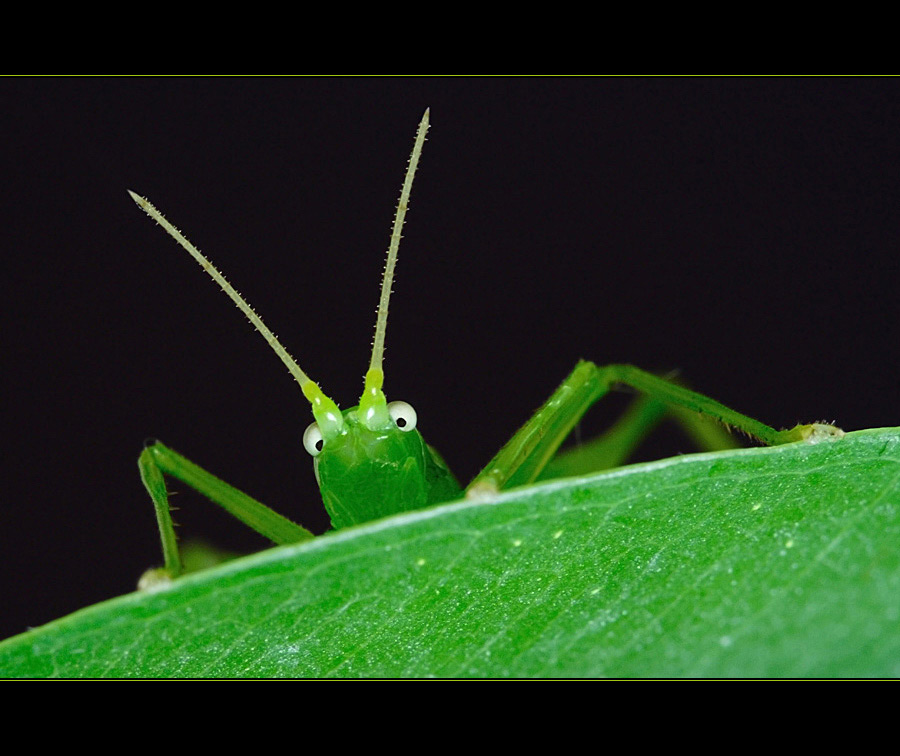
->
(468, 361), (843, 496)
(138, 441), (314, 584)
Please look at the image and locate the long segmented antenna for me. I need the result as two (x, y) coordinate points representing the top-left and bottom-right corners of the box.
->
(128, 190), (344, 438)
(358, 108), (430, 430)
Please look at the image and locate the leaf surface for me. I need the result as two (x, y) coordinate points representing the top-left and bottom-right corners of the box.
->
(2, 428), (898, 677)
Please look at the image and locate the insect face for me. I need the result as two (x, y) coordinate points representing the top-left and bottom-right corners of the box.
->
(312, 406), (430, 529)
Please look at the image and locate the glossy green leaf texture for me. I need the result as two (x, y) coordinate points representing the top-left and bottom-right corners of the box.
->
(2, 427), (898, 677)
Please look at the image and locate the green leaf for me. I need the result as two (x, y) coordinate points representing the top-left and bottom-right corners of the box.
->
(2, 428), (898, 677)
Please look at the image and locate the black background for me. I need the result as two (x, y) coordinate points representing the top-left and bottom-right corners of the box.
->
(2, 78), (898, 642)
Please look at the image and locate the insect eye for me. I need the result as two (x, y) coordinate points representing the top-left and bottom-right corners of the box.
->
(302, 422), (325, 456)
(387, 401), (417, 432)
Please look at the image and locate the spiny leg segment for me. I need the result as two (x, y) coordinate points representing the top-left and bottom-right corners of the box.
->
(139, 442), (314, 581)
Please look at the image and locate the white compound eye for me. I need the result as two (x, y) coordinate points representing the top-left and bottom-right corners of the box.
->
(302, 422), (325, 456)
(387, 401), (417, 432)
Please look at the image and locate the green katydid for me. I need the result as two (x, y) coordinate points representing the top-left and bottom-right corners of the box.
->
(130, 109), (843, 584)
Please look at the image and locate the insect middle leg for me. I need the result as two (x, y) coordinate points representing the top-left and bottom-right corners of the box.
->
(533, 391), (741, 483)
(468, 360), (843, 495)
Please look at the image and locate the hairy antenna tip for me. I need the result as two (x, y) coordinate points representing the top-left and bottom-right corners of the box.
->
(128, 189), (148, 208)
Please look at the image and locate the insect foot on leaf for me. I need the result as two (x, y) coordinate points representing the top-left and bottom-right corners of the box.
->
(138, 567), (174, 592)
(796, 422), (847, 444)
